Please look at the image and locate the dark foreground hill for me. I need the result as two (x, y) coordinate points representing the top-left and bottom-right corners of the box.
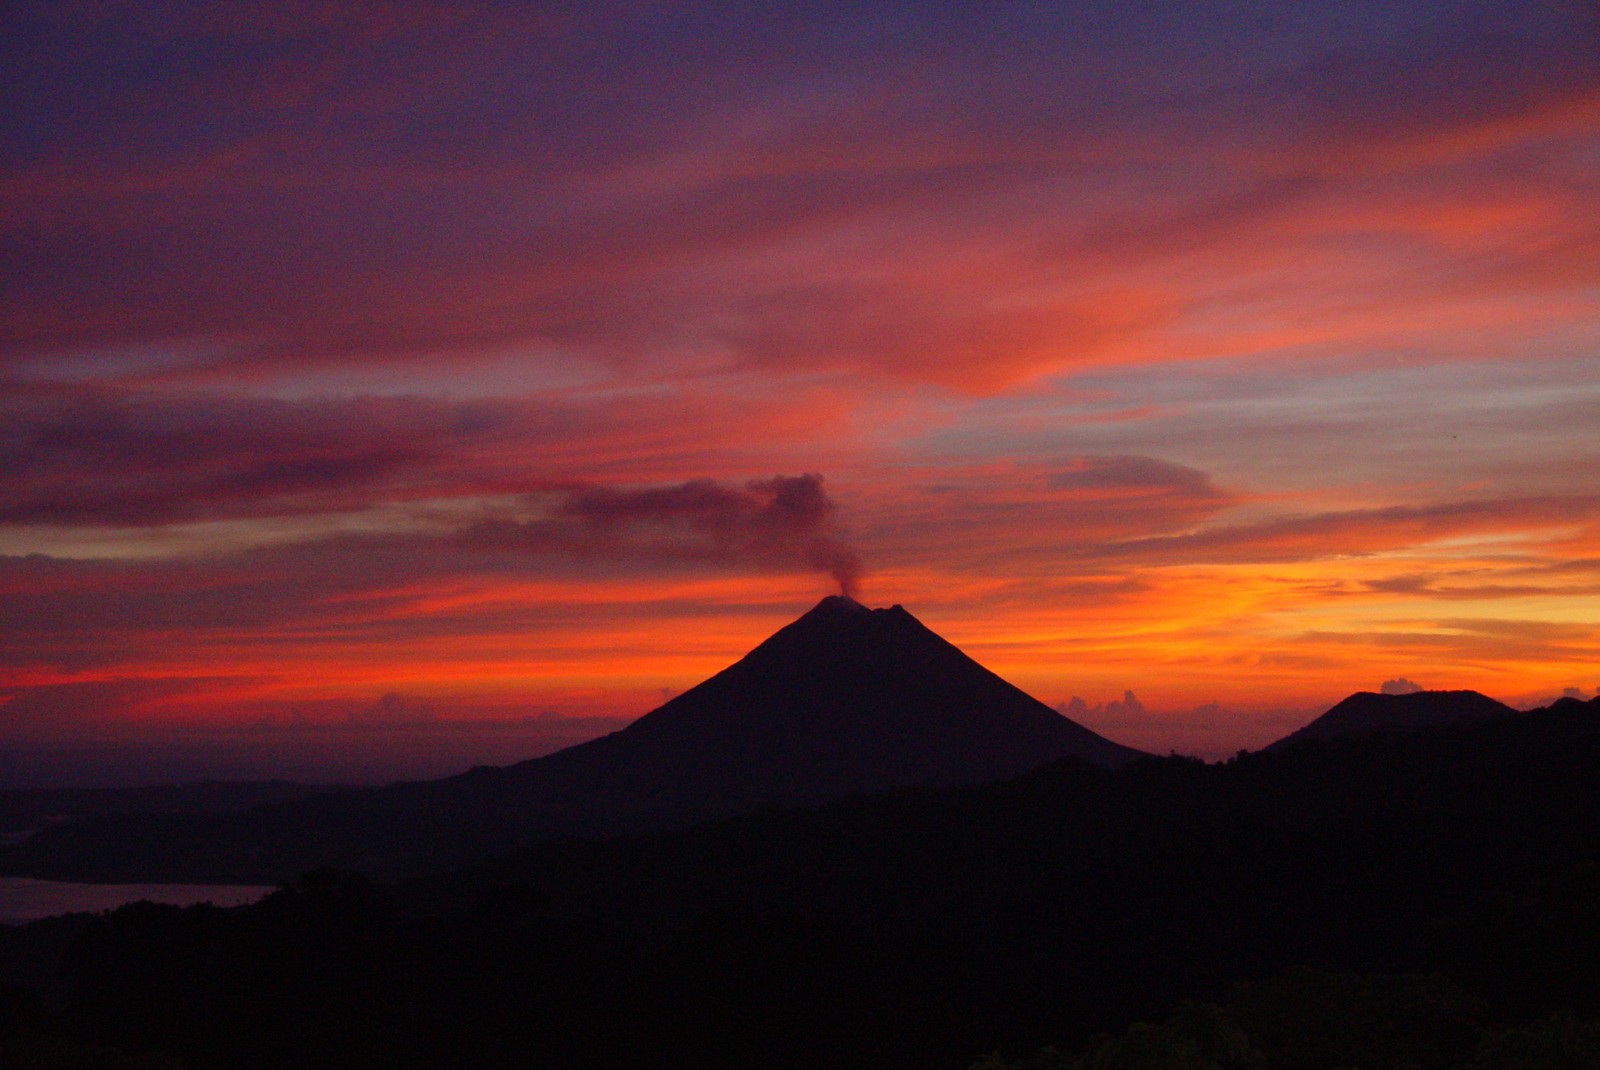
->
(1266, 688), (1516, 750)
(0, 596), (1143, 882)
(5, 696), (1600, 1070)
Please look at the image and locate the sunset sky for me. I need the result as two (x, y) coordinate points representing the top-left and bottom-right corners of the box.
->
(3, 2), (1598, 783)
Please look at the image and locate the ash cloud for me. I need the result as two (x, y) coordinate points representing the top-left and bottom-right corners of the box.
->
(476, 474), (864, 596)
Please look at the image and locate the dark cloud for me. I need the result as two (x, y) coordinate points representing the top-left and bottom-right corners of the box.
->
(0, 389), (458, 525)
(1299, 626), (1600, 669)
(1093, 495), (1600, 566)
(1276, 12), (1600, 170)
(476, 474), (863, 597)
(873, 455), (1236, 574)
(1364, 571), (1600, 601)
(1433, 618), (1596, 642)
(1046, 455), (1220, 497)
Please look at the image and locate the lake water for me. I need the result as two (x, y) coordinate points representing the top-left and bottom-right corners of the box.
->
(0, 877), (276, 924)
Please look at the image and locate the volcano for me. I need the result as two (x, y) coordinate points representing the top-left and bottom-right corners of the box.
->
(0, 596), (1146, 881)
(534, 594), (1147, 797)
(411, 595), (1146, 841)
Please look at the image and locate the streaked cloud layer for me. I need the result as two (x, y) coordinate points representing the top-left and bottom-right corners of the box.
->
(3, 2), (1597, 775)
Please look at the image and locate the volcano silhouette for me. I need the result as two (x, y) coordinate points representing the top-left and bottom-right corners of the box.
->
(589, 595), (1136, 772)
(428, 595), (1147, 840)
(0, 596), (1147, 881)
(1265, 688), (1516, 751)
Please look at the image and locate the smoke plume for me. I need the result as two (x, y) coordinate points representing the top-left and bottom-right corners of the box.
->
(531, 473), (863, 595)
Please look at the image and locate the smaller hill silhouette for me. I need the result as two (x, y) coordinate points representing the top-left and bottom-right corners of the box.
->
(1266, 689), (1515, 751)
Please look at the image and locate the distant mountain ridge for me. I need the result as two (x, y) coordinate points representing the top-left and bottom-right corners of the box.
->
(0, 596), (1145, 881)
(1265, 689), (1516, 751)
